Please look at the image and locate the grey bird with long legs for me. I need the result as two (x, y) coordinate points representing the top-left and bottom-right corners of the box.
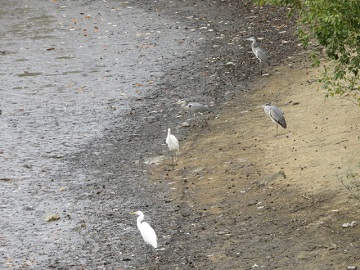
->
(246, 37), (271, 75)
(258, 103), (287, 136)
(177, 99), (210, 124)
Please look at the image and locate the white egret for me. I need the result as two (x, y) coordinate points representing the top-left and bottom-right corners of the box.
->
(130, 211), (158, 249)
(166, 128), (179, 164)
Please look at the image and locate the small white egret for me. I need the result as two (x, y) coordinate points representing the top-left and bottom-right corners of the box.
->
(258, 103), (287, 135)
(130, 211), (158, 249)
(166, 128), (180, 164)
(245, 37), (271, 75)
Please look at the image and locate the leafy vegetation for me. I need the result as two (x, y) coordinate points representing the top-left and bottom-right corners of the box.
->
(255, 0), (360, 105)
(337, 164), (360, 203)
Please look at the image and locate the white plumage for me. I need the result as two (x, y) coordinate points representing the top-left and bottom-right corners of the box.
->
(166, 128), (179, 164)
(131, 211), (157, 248)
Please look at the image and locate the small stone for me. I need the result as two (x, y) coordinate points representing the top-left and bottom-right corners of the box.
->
(347, 266), (357, 270)
(225, 62), (236, 66)
(44, 214), (60, 222)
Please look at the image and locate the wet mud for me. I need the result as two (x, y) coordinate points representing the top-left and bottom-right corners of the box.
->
(4, 0), (354, 270)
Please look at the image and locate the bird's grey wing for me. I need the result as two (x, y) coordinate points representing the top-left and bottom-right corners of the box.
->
(188, 102), (209, 112)
(188, 102), (203, 107)
(256, 47), (270, 66)
(270, 106), (286, 128)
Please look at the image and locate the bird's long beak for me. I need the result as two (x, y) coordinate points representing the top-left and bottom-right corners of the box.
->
(129, 212), (137, 215)
(256, 105), (264, 109)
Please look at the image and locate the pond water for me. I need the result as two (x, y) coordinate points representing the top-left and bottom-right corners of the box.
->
(0, 1), (200, 268)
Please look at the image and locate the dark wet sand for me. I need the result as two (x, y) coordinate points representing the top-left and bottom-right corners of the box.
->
(0, 1), (309, 269)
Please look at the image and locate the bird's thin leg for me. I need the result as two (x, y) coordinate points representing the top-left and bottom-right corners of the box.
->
(203, 116), (208, 125)
(146, 244), (155, 263)
(170, 151), (174, 165)
(200, 113), (208, 126)
(276, 124), (278, 136)
(260, 61), (263, 76)
(192, 113), (197, 127)
(144, 243), (148, 262)
(170, 151), (177, 166)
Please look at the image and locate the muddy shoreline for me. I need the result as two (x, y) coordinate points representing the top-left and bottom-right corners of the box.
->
(60, 1), (301, 268)
(1, 0), (302, 269)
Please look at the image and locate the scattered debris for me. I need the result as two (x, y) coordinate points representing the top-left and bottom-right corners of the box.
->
(342, 221), (356, 228)
(44, 214), (60, 222)
(0, 178), (14, 182)
(181, 121), (191, 127)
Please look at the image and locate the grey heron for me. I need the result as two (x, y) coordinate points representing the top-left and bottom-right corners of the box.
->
(130, 211), (158, 249)
(177, 100), (209, 121)
(259, 103), (286, 135)
(245, 37), (270, 75)
(166, 128), (179, 164)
